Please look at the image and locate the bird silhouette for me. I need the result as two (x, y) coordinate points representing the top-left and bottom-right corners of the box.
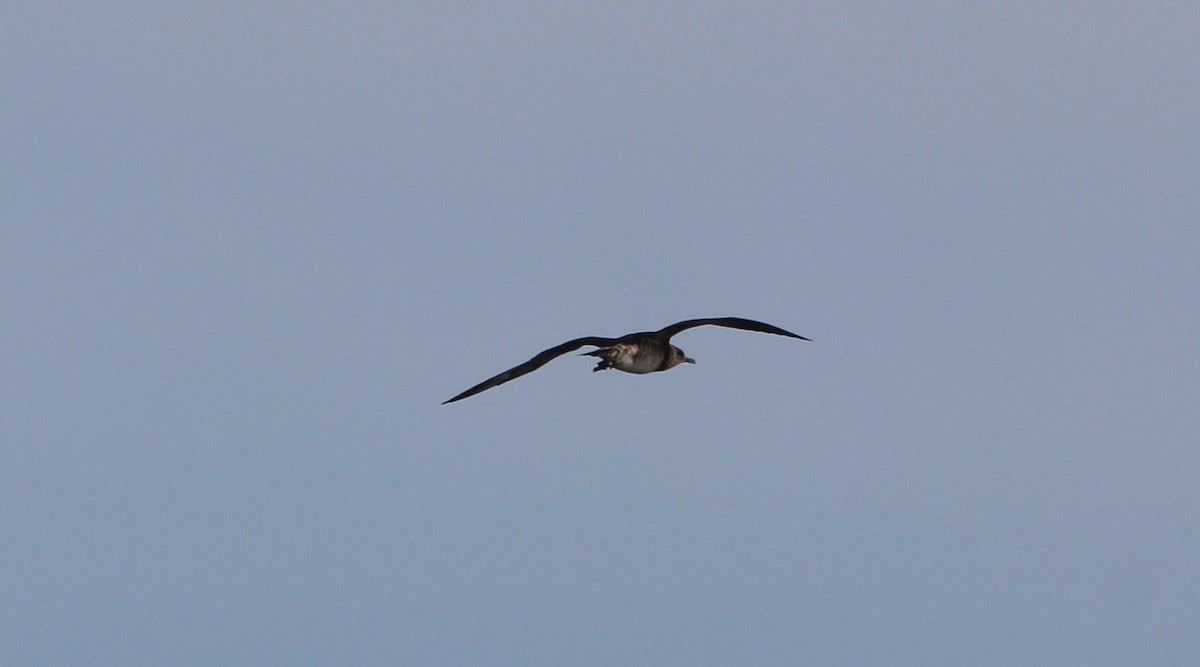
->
(443, 317), (809, 404)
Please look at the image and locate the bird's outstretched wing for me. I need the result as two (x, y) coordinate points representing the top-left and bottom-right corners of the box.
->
(443, 336), (618, 404)
(654, 317), (810, 341)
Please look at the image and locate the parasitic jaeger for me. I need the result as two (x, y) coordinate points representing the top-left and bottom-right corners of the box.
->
(442, 317), (809, 404)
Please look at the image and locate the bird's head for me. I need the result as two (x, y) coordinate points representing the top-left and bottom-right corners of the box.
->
(669, 345), (696, 368)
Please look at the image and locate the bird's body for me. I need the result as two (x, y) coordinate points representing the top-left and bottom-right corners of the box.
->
(581, 339), (689, 374)
(442, 317), (809, 404)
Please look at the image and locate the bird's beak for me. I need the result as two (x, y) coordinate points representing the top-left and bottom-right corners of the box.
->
(684, 357), (696, 364)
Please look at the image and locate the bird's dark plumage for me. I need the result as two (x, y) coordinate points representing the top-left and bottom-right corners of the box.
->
(442, 317), (809, 404)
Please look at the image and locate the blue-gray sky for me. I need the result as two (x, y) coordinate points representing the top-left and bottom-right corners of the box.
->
(3, 3), (1197, 665)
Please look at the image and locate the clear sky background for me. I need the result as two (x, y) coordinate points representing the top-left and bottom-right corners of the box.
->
(3, 3), (1197, 665)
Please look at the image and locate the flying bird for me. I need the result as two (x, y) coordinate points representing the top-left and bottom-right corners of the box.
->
(442, 317), (809, 404)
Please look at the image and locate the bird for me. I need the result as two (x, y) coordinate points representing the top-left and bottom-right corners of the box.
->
(442, 317), (809, 404)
